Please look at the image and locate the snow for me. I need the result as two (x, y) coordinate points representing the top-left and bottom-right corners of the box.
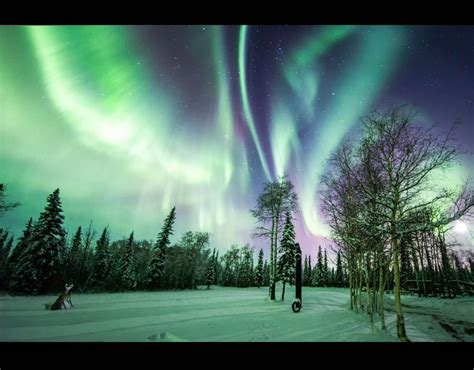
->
(0, 286), (472, 342)
(383, 293), (474, 342)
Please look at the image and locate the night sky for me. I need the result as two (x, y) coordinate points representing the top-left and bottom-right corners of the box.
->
(1, 25), (473, 258)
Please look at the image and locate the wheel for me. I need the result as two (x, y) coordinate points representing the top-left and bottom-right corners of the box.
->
(292, 300), (301, 313)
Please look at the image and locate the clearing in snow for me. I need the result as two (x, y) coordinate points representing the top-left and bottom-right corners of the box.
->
(1, 286), (473, 342)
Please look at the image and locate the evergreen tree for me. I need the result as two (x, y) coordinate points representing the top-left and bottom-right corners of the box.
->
(118, 231), (136, 291)
(263, 260), (269, 286)
(335, 251), (343, 287)
(323, 249), (329, 287)
(308, 255), (312, 286)
(312, 246), (324, 287)
(255, 248), (264, 288)
(16, 189), (65, 294)
(213, 250), (220, 285)
(3, 235), (13, 259)
(205, 249), (215, 289)
(0, 229), (10, 251)
(303, 255), (309, 286)
(0, 230), (12, 263)
(147, 207), (176, 289)
(90, 227), (110, 289)
(276, 211), (296, 301)
(330, 267), (335, 286)
(0, 183), (20, 217)
(7, 217), (33, 290)
(0, 230), (13, 290)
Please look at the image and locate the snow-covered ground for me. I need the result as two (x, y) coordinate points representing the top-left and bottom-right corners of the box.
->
(1, 285), (472, 342)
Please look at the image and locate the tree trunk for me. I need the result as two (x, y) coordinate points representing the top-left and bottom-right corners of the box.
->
(411, 246), (421, 297)
(378, 254), (387, 331)
(357, 253), (363, 313)
(281, 281), (286, 301)
(417, 240), (427, 297)
(273, 211), (280, 300)
(269, 216), (275, 300)
(392, 237), (409, 342)
(349, 256), (354, 310)
(364, 261), (374, 334)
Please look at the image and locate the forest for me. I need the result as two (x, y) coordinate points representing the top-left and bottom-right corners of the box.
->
(0, 188), (349, 295)
(1, 106), (473, 343)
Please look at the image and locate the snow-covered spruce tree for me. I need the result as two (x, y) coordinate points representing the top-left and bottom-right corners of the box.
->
(15, 189), (66, 294)
(307, 255), (312, 286)
(213, 250), (220, 285)
(0, 229), (11, 271)
(263, 260), (269, 286)
(0, 230), (13, 258)
(7, 217), (33, 290)
(0, 229), (11, 255)
(254, 248), (264, 288)
(303, 255), (309, 286)
(147, 206), (176, 290)
(118, 231), (137, 291)
(0, 183), (20, 217)
(277, 210), (296, 301)
(4, 236), (13, 256)
(312, 246), (324, 287)
(335, 251), (343, 287)
(90, 227), (110, 290)
(205, 249), (215, 289)
(0, 230), (13, 290)
(323, 249), (329, 287)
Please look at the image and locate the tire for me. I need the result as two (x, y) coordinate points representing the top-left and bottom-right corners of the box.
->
(292, 300), (301, 313)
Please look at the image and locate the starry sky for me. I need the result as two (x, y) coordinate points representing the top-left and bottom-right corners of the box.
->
(1, 25), (473, 258)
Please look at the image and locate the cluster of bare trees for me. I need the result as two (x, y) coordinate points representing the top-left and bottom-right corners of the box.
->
(320, 106), (474, 341)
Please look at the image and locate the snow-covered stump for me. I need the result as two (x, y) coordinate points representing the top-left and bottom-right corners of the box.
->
(48, 284), (74, 310)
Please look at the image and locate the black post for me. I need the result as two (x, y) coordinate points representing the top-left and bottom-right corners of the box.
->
(295, 243), (302, 303)
(292, 243), (302, 312)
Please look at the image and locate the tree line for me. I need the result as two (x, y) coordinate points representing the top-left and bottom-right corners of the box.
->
(0, 183), (359, 296)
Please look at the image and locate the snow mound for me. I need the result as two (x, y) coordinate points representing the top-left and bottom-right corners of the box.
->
(148, 332), (188, 342)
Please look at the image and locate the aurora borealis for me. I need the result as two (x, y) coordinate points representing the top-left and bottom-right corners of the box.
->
(1, 25), (473, 255)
